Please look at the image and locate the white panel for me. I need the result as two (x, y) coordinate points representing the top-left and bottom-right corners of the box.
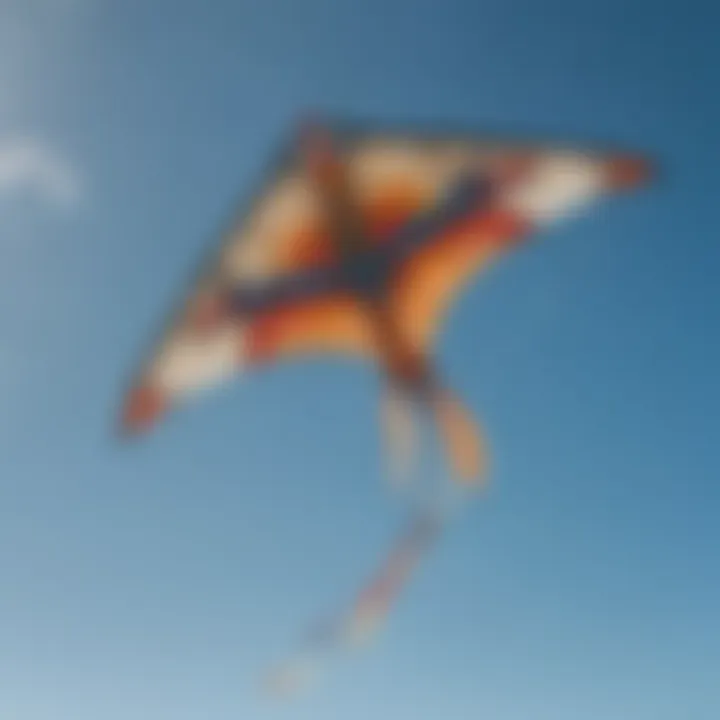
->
(148, 322), (247, 397)
(502, 151), (606, 223)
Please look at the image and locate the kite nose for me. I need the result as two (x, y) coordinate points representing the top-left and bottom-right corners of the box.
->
(605, 155), (654, 190)
(300, 121), (343, 185)
(120, 384), (166, 438)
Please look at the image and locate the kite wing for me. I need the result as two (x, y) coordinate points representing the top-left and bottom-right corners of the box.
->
(358, 135), (651, 351)
(121, 154), (379, 434)
(119, 127), (473, 434)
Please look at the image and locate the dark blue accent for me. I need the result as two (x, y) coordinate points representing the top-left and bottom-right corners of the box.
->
(225, 171), (494, 315)
(228, 265), (346, 314)
(340, 251), (389, 296)
(384, 172), (494, 263)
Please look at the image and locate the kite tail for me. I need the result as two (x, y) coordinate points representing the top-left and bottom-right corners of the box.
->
(381, 384), (487, 486)
(433, 388), (487, 484)
(381, 386), (418, 484)
(263, 510), (445, 699)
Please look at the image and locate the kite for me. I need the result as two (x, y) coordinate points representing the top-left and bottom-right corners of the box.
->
(119, 116), (652, 694)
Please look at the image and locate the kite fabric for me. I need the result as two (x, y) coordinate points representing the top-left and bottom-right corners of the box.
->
(119, 116), (652, 694)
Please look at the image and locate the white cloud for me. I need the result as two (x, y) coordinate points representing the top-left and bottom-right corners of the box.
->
(0, 137), (81, 207)
(0, 0), (89, 210)
(0, 1), (92, 423)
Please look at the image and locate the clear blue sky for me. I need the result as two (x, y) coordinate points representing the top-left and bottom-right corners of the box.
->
(1, 0), (718, 718)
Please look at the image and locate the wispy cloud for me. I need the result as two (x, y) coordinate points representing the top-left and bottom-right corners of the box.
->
(0, 137), (81, 207)
(0, 0), (92, 410)
(0, 0), (90, 211)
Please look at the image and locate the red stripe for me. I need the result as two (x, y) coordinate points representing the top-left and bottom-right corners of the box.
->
(122, 384), (167, 436)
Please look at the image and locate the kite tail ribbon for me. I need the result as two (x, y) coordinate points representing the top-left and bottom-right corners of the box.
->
(265, 391), (482, 699)
(382, 386), (419, 484)
(382, 385), (487, 487)
(433, 389), (487, 484)
(343, 511), (444, 645)
(263, 510), (445, 698)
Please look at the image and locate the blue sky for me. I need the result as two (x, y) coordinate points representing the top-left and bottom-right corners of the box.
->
(1, 0), (718, 718)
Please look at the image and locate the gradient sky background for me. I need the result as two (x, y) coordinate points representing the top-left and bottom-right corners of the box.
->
(1, 1), (718, 718)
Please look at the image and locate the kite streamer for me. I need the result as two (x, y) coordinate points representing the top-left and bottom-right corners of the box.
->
(264, 424), (474, 698)
(264, 508), (447, 697)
